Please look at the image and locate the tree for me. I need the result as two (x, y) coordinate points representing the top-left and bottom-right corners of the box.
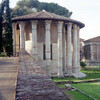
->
(4, 0), (13, 53)
(11, 0), (72, 18)
(38, 2), (72, 17)
(0, 0), (5, 52)
(11, 6), (33, 18)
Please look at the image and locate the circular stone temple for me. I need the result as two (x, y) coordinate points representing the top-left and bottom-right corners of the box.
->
(12, 10), (86, 78)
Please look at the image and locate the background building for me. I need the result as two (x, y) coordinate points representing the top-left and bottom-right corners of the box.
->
(84, 36), (100, 65)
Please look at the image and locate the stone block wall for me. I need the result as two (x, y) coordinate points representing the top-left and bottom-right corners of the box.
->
(16, 50), (69, 100)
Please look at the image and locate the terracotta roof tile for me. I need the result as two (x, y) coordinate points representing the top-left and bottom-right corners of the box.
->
(12, 10), (85, 28)
(85, 36), (100, 42)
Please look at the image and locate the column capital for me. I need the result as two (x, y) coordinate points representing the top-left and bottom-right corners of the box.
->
(58, 21), (63, 25)
(67, 22), (73, 25)
(77, 26), (80, 29)
(12, 23), (16, 31)
(18, 21), (25, 27)
(31, 20), (38, 24)
(73, 24), (78, 29)
(45, 20), (52, 24)
(57, 21), (63, 33)
(12, 22), (16, 26)
(45, 20), (51, 30)
(31, 20), (37, 30)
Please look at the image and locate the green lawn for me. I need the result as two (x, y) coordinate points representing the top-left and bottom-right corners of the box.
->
(83, 66), (100, 71)
(71, 82), (100, 100)
(86, 65), (100, 69)
(0, 52), (6, 57)
(58, 82), (100, 100)
(52, 69), (100, 82)
(53, 68), (100, 100)
(65, 91), (92, 100)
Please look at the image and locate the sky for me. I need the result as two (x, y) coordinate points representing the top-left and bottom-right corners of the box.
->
(1, 0), (100, 40)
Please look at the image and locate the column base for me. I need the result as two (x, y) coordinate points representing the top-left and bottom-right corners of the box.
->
(65, 72), (86, 78)
(64, 73), (73, 77)
(57, 73), (64, 77)
(72, 72), (86, 78)
(46, 64), (51, 77)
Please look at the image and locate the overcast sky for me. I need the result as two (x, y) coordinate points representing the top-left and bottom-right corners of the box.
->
(1, 0), (100, 40)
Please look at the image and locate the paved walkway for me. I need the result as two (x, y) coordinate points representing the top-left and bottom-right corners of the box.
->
(0, 57), (18, 100)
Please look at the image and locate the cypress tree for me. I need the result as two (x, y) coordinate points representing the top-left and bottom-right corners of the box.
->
(0, 1), (5, 52)
(5, 0), (13, 53)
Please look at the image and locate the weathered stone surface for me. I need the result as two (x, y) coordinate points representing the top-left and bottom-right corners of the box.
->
(16, 50), (69, 100)
(0, 57), (18, 100)
(65, 84), (71, 90)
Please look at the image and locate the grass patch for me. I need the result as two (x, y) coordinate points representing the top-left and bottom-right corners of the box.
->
(0, 52), (6, 57)
(57, 84), (93, 100)
(57, 84), (65, 88)
(65, 91), (92, 100)
(81, 70), (100, 79)
(71, 82), (100, 100)
(53, 68), (100, 100)
(83, 66), (100, 70)
(52, 69), (100, 82)
(57, 83), (100, 100)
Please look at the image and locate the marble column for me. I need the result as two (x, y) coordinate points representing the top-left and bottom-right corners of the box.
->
(45, 20), (51, 76)
(96, 44), (98, 61)
(73, 24), (78, 73)
(18, 21), (25, 50)
(12, 23), (16, 56)
(63, 27), (67, 74)
(67, 22), (72, 75)
(57, 21), (63, 77)
(31, 20), (38, 61)
(90, 44), (94, 61)
(77, 26), (80, 72)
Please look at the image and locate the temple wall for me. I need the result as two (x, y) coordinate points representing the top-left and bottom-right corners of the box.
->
(12, 10), (85, 78)
(24, 21), (64, 76)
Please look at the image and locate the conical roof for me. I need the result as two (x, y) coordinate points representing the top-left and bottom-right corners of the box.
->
(12, 10), (85, 28)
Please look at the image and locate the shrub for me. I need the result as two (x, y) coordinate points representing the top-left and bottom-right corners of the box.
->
(0, 52), (6, 57)
(80, 61), (87, 68)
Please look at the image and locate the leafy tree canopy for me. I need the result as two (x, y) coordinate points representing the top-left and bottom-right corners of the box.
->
(11, 0), (72, 18)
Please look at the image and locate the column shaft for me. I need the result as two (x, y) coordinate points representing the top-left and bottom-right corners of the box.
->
(67, 23), (72, 74)
(57, 21), (63, 77)
(19, 22), (25, 50)
(63, 27), (67, 73)
(73, 24), (78, 73)
(90, 44), (94, 61)
(77, 27), (80, 72)
(12, 23), (16, 56)
(45, 20), (51, 76)
(31, 20), (38, 61)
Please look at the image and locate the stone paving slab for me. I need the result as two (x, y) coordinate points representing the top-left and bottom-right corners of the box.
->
(0, 57), (18, 100)
(16, 50), (69, 100)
